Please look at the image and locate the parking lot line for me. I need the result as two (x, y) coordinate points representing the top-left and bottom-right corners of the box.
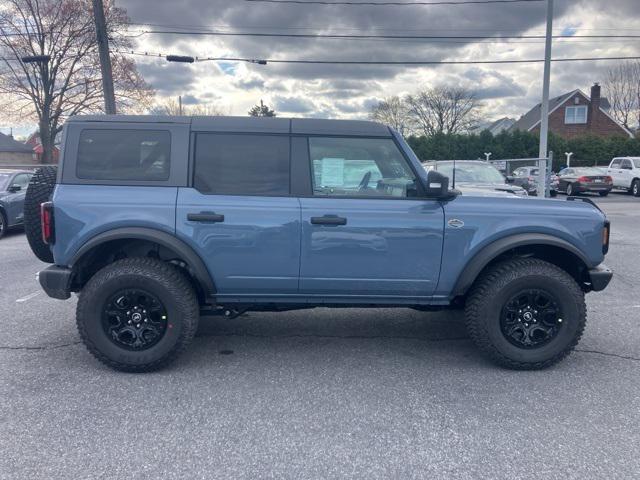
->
(16, 291), (41, 303)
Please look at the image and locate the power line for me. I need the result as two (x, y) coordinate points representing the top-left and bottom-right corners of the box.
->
(243, 0), (543, 5)
(129, 29), (640, 41)
(116, 50), (640, 66)
(126, 21), (640, 34)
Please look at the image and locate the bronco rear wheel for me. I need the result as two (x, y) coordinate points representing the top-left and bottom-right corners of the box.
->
(465, 258), (586, 369)
(76, 257), (199, 372)
(24, 166), (57, 263)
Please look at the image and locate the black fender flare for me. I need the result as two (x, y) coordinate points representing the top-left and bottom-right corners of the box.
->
(452, 233), (591, 297)
(70, 227), (216, 297)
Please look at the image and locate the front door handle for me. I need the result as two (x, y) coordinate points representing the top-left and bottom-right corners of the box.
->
(310, 215), (347, 226)
(187, 212), (225, 223)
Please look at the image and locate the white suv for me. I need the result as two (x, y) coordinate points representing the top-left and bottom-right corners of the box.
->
(606, 157), (640, 197)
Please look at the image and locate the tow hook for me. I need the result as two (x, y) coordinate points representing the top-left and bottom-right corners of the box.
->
(223, 307), (249, 319)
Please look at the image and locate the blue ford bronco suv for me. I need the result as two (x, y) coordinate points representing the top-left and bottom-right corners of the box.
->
(24, 115), (612, 372)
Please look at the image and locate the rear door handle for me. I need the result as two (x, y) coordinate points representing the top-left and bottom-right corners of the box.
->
(310, 215), (347, 226)
(187, 212), (225, 223)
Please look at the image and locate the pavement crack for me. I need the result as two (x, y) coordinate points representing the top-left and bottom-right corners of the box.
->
(0, 341), (82, 351)
(575, 348), (640, 362)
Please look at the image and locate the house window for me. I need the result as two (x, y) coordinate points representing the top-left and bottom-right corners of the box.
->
(565, 105), (587, 124)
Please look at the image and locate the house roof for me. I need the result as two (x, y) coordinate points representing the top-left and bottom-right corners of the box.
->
(469, 117), (515, 135)
(510, 89), (613, 133)
(0, 132), (32, 153)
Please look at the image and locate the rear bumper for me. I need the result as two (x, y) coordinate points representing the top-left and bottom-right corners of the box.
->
(587, 264), (613, 292)
(37, 265), (72, 300)
(575, 184), (612, 193)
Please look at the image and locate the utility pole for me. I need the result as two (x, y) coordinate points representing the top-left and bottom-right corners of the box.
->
(179, 96), (183, 115)
(537, 0), (554, 197)
(92, 0), (116, 114)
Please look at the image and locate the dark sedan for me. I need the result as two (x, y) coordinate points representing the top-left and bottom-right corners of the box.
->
(0, 169), (33, 238)
(556, 167), (613, 196)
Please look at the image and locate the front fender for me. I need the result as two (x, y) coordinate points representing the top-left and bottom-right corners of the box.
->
(450, 233), (590, 296)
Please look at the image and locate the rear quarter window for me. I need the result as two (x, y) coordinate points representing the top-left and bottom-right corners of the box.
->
(76, 129), (171, 181)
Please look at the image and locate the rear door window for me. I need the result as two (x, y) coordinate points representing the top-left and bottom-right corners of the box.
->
(77, 129), (171, 181)
(194, 134), (290, 196)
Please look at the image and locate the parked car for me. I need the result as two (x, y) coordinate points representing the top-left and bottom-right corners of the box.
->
(422, 160), (528, 197)
(606, 157), (640, 197)
(556, 167), (613, 196)
(26, 115), (611, 372)
(508, 166), (558, 196)
(0, 169), (33, 238)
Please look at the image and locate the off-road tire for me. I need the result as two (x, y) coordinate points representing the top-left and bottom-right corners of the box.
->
(465, 258), (586, 370)
(631, 179), (640, 197)
(598, 191), (609, 197)
(0, 209), (6, 239)
(24, 166), (57, 263)
(76, 257), (199, 372)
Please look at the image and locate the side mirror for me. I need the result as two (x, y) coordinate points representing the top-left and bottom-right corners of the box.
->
(425, 170), (450, 198)
(8, 185), (21, 193)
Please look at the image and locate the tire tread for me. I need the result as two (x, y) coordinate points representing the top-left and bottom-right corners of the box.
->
(76, 257), (199, 372)
(465, 258), (586, 370)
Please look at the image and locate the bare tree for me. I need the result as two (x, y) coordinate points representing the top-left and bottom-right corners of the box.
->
(369, 96), (412, 136)
(151, 98), (228, 116)
(605, 61), (640, 131)
(0, 0), (153, 163)
(405, 86), (480, 136)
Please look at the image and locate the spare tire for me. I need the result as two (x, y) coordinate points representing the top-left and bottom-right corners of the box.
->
(24, 166), (57, 263)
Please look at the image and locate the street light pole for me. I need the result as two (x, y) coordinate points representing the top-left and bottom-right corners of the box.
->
(565, 152), (573, 167)
(92, 0), (116, 114)
(538, 0), (554, 197)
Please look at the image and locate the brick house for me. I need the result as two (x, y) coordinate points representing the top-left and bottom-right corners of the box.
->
(25, 132), (60, 163)
(510, 84), (633, 139)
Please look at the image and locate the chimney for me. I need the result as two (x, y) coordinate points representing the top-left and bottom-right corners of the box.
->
(588, 83), (601, 129)
(590, 83), (601, 109)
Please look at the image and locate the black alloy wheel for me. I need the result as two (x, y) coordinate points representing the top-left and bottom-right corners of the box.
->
(500, 289), (563, 349)
(102, 289), (168, 350)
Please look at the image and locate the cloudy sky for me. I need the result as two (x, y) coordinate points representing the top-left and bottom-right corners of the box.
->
(2, 0), (639, 138)
(115, 0), (639, 123)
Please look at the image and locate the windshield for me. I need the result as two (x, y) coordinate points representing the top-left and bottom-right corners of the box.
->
(0, 173), (11, 191)
(435, 162), (505, 183)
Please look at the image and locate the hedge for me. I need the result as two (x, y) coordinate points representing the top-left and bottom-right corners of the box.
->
(407, 130), (640, 170)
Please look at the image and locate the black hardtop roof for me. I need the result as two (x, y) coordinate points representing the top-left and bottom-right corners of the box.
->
(67, 115), (392, 137)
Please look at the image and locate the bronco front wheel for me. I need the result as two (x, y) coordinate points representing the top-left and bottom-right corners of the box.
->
(76, 258), (199, 372)
(465, 258), (586, 369)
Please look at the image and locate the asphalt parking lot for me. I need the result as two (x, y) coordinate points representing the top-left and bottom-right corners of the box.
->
(1, 193), (639, 479)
